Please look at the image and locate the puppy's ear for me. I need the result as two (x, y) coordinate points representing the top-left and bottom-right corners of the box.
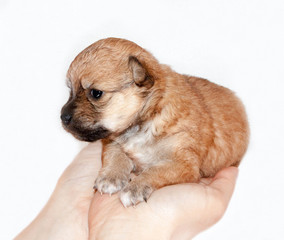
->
(128, 56), (154, 89)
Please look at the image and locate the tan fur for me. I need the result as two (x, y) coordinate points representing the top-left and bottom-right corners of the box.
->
(61, 38), (249, 207)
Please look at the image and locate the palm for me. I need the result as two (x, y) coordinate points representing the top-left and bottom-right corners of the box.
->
(58, 142), (237, 240)
(88, 171), (235, 239)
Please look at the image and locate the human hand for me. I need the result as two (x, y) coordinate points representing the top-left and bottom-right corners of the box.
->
(15, 142), (238, 240)
(88, 165), (238, 240)
(15, 142), (103, 240)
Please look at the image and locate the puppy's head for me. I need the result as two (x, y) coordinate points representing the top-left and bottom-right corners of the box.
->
(61, 38), (162, 142)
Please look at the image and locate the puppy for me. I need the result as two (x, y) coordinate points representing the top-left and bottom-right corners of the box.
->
(61, 38), (249, 207)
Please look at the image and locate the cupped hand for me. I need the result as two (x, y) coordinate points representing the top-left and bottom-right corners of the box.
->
(15, 141), (238, 240)
(86, 144), (238, 240)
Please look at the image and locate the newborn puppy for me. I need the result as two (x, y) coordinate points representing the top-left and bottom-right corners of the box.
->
(61, 38), (249, 207)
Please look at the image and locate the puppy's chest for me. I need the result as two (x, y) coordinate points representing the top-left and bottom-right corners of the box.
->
(118, 124), (161, 170)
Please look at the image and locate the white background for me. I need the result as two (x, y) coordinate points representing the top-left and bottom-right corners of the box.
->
(1, 0), (284, 239)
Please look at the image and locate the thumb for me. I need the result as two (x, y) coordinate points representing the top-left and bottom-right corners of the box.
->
(73, 141), (103, 166)
(76, 141), (103, 159)
(59, 141), (103, 183)
(209, 167), (239, 205)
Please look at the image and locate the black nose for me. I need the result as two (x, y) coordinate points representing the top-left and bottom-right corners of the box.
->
(61, 113), (72, 125)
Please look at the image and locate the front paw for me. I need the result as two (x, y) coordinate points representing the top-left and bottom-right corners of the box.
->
(94, 171), (129, 195)
(120, 181), (153, 207)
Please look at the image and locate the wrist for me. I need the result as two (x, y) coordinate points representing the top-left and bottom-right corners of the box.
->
(15, 185), (88, 240)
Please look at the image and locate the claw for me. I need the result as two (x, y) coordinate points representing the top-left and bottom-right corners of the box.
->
(131, 199), (137, 208)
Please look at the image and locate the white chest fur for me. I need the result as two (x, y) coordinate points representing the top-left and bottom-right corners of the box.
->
(117, 123), (160, 170)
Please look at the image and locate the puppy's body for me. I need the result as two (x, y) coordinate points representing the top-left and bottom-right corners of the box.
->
(61, 38), (249, 207)
(118, 75), (246, 176)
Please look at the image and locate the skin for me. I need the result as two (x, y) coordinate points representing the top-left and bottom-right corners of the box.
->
(15, 141), (239, 240)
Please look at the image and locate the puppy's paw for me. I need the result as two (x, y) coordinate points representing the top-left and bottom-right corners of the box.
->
(94, 172), (129, 195)
(120, 182), (153, 207)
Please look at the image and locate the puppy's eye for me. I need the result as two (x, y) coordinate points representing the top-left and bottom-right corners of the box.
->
(90, 89), (103, 99)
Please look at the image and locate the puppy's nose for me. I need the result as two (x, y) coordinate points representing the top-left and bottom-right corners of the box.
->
(61, 113), (72, 125)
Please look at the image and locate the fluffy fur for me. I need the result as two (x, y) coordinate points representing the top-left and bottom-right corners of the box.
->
(61, 38), (249, 207)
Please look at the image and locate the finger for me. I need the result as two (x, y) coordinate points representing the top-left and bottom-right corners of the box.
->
(64, 141), (103, 179)
(209, 167), (239, 204)
(199, 177), (213, 185)
(77, 141), (103, 159)
(73, 141), (102, 163)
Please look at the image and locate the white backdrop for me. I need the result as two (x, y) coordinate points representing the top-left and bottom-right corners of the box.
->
(1, 0), (284, 239)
